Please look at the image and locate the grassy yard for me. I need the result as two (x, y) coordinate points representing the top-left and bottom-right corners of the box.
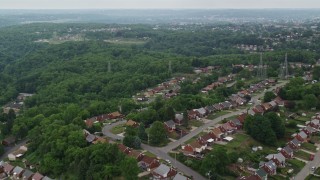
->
(295, 150), (312, 161)
(315, 167), (320, 175)
(301, 143), (317, 152)
(111, 124), (125, 134)
(305, 174), (320, 180)
(189, 120), (204, 127)
(287, 159), (306, 175)
(207, 111), (230, 120)
(143, 151), (157, 158)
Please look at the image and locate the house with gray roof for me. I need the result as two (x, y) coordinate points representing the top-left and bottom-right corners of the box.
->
(85, 134), (97, 143)
(296, 131), (308, 142)
(173, 173), (188, 180)
(288, 138), (301, 150)
(22, 169), (34, 180)
(174, 113), (184, 125)
(164, 120), (176, 132)
(261, 160), (277, 175)
(255, 168), (268, 180)
(266, 153), (286, 167)
(280, 145), (294, 159)
(194, 108), (207, 117)
(12, 166), (24, 179)
(152, 164), (177, 180)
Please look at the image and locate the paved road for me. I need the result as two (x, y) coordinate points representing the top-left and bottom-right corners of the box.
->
(295, 144), (320, 179)
(102, 81), (287, 180)
(161, 81), (287, 153)
(0, 139), (28, 161)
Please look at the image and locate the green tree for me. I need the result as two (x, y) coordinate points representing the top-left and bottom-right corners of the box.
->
(125, 126), (137, 136)
(121, 157), (139, 180)
(149, 121), (167, 146)
(265, 112), (285, 139)
(201, 147), (230, 176)
(183, 110), (189, 127)
(303, 94), (318, 109)
(313, 66), (320, 80)
(264, 91), (276, 103)
(137, 123), (148, 141)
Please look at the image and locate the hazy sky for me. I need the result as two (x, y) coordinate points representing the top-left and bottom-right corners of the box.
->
(1, 0), (320, 9)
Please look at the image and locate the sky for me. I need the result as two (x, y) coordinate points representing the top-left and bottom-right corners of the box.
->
(1, 0), (320, 9)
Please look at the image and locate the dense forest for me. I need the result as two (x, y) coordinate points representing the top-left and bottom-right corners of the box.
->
(0, 22), (319, 178)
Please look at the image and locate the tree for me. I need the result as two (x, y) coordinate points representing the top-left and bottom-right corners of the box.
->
(183, 110), (189, 127)
(313, 66), (320, 80)
(149, 121), (167, 146)
(264, 91), (276, 103)
(201, 147), (230, 176)
(244, 115), (277, 146)
(125, 126), (137, 136)
(303, 94), (318, 109)
(137, 123), (148, 141)
(265, 112), (285, 139)
(121, 157), (139, 180)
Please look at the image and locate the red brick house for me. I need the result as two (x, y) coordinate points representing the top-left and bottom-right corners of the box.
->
(237, 113), (247, 124)
(118, 144), (131, 154)
(182, 141), (207, 155)
(197, 133), (214, 146)
(126, 120), (139, 128)
(295, 131), (308, 142)
(261, 161), (277, 175)
(128, 150), (144, 161)
(228, 119), (243, 130)
(210, 127), (224, 140)
(187, 110), (199, 120)
(280, 146), (293, 159)
(107, 111), (123, 119)
(164, 120), (176, 132)
(266, 153), (286, 167)
(288, 138), (301, 150)
(138, 156), (160, 171)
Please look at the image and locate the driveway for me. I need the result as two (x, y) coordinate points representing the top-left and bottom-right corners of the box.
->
(102, 81), (287, 180)
(0, 139), (28, 161)
(295, 144), (320, 179)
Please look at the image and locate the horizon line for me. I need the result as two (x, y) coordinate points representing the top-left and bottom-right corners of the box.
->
(1, 8), (320, 10)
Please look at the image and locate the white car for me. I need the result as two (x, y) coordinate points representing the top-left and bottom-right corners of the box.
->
(165, 159), (171, 164)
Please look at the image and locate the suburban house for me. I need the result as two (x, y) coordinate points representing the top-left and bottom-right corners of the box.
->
(288, 138), (301, 150)
(84, 118), (97, 128)
(32, 172), (44, 180)
(220, 101), (232, 110)
(306, 119), (320, 130)
(118, 144), (131, 154)
(152, 164), (177, 180)
(138, 156), (160, 171)
(182, 141), (207, 155)
(197, 133), (214, 146)
(205, 105), (215, 114)
(164, 120), (176, 132)
(260, 161), (277, 175)
(255, 168), (268, 180)
(12, 166), (24, 179)
(107, 111), (123, 119)
(174, 113), (184, 125)
(212, 104), (223, 111)
(3, 163), (14, 175)
(125, 120), (139, 128)
(303, 126), (317, 136)
(228, 119), (243, 130)
(210, 127), (224, 141)
(252, 105), (265, 114)
(295, 131), (308, 142)
(187, 110), (199, 120)
(173, 174), (188, 180)
(193, 108), (207, 118)
(261, 103), (272, 112)
(266, 153), (286, 167)
(274, 97), (284, 106)
(280, 146), (294, 159)
(219, 123), (236, 134)
(22, 169), (34, 180)
(237, 113), (247, 124)
(128, 150), (144, 161)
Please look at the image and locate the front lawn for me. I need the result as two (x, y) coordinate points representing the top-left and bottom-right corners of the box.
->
(111, 124), (125, 134)
(189, 120), (204, 127)
(301, 143), (317, 152)
(295, 150), (312, 161)
(287, 159), (306, 174)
